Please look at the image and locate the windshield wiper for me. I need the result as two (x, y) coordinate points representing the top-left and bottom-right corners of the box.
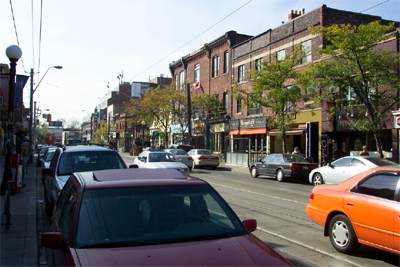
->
(158, 234), (236, 244)
(79, 241), (155, 248)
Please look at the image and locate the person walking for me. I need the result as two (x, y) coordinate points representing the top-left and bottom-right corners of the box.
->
(360, 146), (369, 156)
(292, 147), (301, 155)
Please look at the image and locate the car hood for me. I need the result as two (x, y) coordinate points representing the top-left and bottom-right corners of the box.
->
(74, 235), (292, 266)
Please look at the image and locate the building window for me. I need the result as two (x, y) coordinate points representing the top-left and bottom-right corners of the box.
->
(212, 56), (219, 78)
(255, 58), (262, 72)
(284, 86), (296, 113)
(223, 51), (229, 73)
(301, 40), (312, 63)
(236, 99), (242, 113)
(175, 74), (178, 90)
(179, 71), (185, 90)
(223, 92), (228, 110)
(194, 64), (200, 83)
(238, 65), (245, 83)
(277, 50), (285, 61)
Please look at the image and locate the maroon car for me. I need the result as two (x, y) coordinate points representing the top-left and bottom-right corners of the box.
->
(41, 169), (293, 266)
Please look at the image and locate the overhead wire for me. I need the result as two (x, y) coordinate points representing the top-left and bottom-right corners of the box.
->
(8, 0), (26, 73)
(31, 0), (35, 70)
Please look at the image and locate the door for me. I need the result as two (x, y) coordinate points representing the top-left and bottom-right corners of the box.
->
(258, 154), (274, 175)
(324, 157), (352, 184)
(267, 154), (282, 177)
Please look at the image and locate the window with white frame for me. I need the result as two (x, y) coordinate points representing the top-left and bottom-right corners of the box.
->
(301, 40), (312, 64)
(277, 50), (285, 61)
(212, 56), (219, 78)
(238, 65), (245, 83)
(255, 58), (263, 72)
(236, 99), (242, 113)
(224, 92), (228, 110)
(223, 51), (229, 73)
(179, 71), (185, 90)
(175, 74), (178, 90)
(194, 64), (200, 83)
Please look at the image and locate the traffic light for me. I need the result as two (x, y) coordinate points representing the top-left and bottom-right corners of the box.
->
(36, 119), (39, 125)
(47, 114), (52, 122)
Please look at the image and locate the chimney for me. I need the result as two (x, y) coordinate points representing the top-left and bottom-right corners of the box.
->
(288, 9), (304, 21)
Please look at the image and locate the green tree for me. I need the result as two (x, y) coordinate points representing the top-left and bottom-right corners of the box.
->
(235, 48), (306, 153)
(308, 21), (400, 156)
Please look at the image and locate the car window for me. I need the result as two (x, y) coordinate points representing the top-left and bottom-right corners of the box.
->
(263, 154), (274, 163)
(58, 151), (126, 176)
(55, 179), (74, 226)
(59, 185), (78, 239)
(45, 151), (55, 162)
(149, 153), (176, 162)
(351, 174), (398, 201)
(187, 151), (194, 156)
(272, 155), (282, 163)
(283, 154), (307, 163)
(332, 157), (352, 167)
(350, 159), (365, 166)
(174, 150), (186, 156)
(75, 185), (247, 248)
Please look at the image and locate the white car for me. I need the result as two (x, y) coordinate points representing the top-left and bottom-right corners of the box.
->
(309, 156), (398, 185)
(187, 149), (220, 169)
(132, 151), (190, 176)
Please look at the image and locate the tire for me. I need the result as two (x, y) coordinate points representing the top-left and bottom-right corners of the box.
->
(312, 173), (324, 186)
(276, 169), (285, 182)
(251, 167), (259, 178)
(329, 214), (360, 254)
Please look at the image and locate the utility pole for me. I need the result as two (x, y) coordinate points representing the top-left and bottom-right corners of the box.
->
(187, 83), (192, 146)
(28, 68), (34, 163)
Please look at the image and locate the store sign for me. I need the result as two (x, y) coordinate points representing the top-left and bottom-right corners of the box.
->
(229, 117), (266, 130)
(395, 116), (400, 129)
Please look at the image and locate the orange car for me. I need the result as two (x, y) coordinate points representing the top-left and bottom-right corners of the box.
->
(306, 167), (400, 255)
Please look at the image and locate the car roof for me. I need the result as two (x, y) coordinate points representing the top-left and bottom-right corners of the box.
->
(60, 145), (116, 153)
(75, 169), (206, 189)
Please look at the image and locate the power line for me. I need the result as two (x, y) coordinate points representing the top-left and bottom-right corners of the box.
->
(126, 0), (253, 82)
(8, 0), (26, 72)
(31, 0), (35, 69)
(38, 0), (44, 76)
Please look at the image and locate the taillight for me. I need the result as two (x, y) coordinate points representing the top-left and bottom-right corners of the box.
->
(309, 165), (317, 170)
(188, 157), (193, 161)
(290, 164), (302, 170)
(198, 156), (208, 160)
(310, 193), (314, 200)
(212, 157), (219, 160)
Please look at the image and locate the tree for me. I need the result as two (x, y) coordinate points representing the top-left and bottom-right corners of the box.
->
(308, 21), (400, 157)
(235, 48), (307, 153)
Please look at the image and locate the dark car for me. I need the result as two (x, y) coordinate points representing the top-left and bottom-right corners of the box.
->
(38, 146), (57, 166)
(167, 144), (193, 153)
(41, 169), (293, 266)
(249, 153), (318, 182)
(42, 145), (128, 215)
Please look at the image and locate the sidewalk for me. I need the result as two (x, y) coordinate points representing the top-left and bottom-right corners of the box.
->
(1, 158), (39, 267)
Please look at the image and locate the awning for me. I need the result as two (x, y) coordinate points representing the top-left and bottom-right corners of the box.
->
(229, 128), (267, 135)
(269, 129), (305, 136)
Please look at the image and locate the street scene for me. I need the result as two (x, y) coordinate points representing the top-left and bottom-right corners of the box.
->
(1, 0), (400, 266)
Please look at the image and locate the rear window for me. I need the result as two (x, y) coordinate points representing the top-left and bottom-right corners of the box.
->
(58, 151), (126, 176)
(367, 157), (398, 166)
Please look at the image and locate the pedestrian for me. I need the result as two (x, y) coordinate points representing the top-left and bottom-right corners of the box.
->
(360, 145), (369, 156)
(287, 151), (291, 154)
(292, 147), (301, 155)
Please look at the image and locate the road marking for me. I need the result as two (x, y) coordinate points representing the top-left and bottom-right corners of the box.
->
(209, 182), (309, 205)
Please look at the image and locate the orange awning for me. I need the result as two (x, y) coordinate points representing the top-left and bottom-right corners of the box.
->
(268, 129), (305, 136)
(229, 128), (267, 135)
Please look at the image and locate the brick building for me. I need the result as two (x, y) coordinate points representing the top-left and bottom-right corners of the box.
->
(230, 4), (399, 165)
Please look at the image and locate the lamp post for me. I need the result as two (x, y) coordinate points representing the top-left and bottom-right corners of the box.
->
(1, 45), (22, 195)
(29, 65), (62, 164)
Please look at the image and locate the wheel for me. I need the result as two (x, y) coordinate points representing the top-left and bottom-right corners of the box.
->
(251, 167), (259, 178)
(276, 169), (285, 182)
(312, 173), (324, 186)
(44, 195), (53, 217)
(329, 214), (360, 254)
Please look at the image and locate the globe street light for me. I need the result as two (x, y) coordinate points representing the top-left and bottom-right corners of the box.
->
(1, 45), (22, 197)
(29, 65), (62, 163)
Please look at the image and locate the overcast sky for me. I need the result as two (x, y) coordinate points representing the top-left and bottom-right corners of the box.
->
(1, 0), (399, 124)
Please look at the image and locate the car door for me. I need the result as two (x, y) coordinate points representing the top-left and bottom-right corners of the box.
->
(267, 154), (282, 176)
(345, 173), (399, 251)
(347, 158), (370, 179)
(324, 157), (353, 184)
(258, 154), (274, 175)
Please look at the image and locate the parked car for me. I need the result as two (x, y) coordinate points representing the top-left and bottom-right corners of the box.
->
(41, 168), (294, 266)
(35, 144), (44, 153)
(167, 144), (193, 152)
(132, 151), (190, 176)
(309, 156), (398, 186)
(38, 146), (56, 166)
(249, 153), (318, 182)
(187, 149), (220, 169)
(306, 167), (400, 255)
(40, 147), (57, 182)
(164, 148), (194, 171)
(42, 145), (128, 215)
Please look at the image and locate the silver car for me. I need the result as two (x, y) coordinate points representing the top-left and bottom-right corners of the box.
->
(132, 151), (190, 176)
(309, 156), (398, 185)
(187, 149), (220, 169)
(164, 149), (194, 171)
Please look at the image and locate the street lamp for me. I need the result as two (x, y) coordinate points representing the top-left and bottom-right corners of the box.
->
(1, 45), (22, 196)
(29, 65), (62, 163)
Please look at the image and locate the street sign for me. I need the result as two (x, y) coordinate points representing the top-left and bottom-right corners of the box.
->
(153, 131), (159, 138)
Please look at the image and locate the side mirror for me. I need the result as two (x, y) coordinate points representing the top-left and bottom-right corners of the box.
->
(129, 164), (139, 169)
(42, 168), (53, 176)
(140, 158), (146, 163)
(41, 232), (67, 251)
(242, 219), (257, 232)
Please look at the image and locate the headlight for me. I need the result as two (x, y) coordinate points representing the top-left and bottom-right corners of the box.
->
(178, 169), (186, 172)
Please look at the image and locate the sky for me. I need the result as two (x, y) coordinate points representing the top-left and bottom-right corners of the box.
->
(1, 0), (399, 125)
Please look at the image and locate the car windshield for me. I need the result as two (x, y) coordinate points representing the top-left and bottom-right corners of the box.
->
(58, 151), (126, 176)
(148, 153), (177, 162)
(283, 154), (308, 163)
(198, 150), (211, 155)
(367, 157), (398, 166)
(75, 185), (247, 248)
